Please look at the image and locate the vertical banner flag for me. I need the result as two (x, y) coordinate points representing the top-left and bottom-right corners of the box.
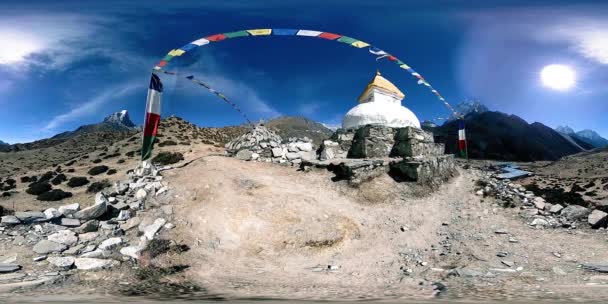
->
(458, 120), (468, 159)
(141, 73), (163, 161)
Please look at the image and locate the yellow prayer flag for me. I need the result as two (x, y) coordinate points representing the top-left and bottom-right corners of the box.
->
(351, 41), (370, 48)
(400, 64), (411, 70)
(247, 29), (272, 36)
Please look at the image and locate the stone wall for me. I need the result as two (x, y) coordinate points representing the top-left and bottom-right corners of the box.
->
(389, 155), (456, 183)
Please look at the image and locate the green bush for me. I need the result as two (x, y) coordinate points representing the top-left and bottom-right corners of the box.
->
(67, 176), (89, 187)
(92, 159), (102, 164)
(158, 140), (177, 147)
(87, 180), (111, 193)
(26, 182), (52, 195)
(37, 189), (72, 201)
(88, 165), (109, 176)
(107, 169), (117, 175)
(151, 152), (184, 165)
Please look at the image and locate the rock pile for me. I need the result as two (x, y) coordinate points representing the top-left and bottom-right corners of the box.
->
(225, 125), (316, 166)
(0, 162), (174, 277)
(475, 172), (608, 229)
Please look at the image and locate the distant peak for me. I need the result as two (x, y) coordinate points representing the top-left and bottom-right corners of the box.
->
(555, 125), (575, 135)
(103, 110), (135, 128)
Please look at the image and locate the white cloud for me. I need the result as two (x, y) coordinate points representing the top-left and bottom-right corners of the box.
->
(543, 21), (608, 65)
(44, 81), (144, 130)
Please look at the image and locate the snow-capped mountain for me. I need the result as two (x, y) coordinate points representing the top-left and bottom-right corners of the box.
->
(554, 126), (608, 148)
(103, 110), (135, 128)
(453, 99), (489, 119)
(576, 129), (608, 148)
(0, 139), (8, 146)
(555, 125), (575, 135)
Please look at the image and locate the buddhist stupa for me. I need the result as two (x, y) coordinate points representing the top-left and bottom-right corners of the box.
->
(342, 71), (421, 130)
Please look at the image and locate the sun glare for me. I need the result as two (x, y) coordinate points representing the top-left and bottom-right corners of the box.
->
(0, 32), (40, 64)
(540, 64), (576, 91)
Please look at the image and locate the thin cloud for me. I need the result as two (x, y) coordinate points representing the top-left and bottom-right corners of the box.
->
(298, 102), (321, 116)
(44, 81), (144, 130)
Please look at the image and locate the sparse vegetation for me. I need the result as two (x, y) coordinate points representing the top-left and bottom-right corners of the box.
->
(26, 182), (52, 195)
(107, 169), (117, 175)
(67, 176), (89, 187)
(88, 165), (109, 175)
(103, 152), (121, 159)
(87, 180), (111, 193)
(51, 173), (67, 185)
(117, 159), (125, 164)
(20, 176), (31, 183)
(151, 152), (184, 165)
(92, 158), (102, 164)
(125, 151), (135, 157)
(158, 140), (177, 147)
(37, 189), (73, 201)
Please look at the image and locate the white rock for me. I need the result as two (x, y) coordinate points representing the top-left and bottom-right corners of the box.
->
(95, 192), (109, 205)
(79, 249), (108, 258)
(295, 142), (313, 152)
(135, 189), (147, 201)
(549, 204), (564, 214)
(116, 210), (132, 221)
(79, 232), (99, 242)
(588, 210), (608, 228)
(475, 190), (484, 196)
(530, 218), (550, 227)
(533, 197), (546, 210)
(164, 223), (175, 229)
(143, 218), (166, 240)
(58, 203), (80, 216)
(98, 237), (122, 250)
(156, 186), (169, 196)
(48, 230), (78, 246)
(43, 208), (61, 220)
(285, 152), (300, 160)
(74, 258), (118, 270)
(271, 147), (284, 158)
(47, 256), (75, 268)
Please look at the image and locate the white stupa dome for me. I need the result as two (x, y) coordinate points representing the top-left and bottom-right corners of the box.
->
(342, 71), (421, 130)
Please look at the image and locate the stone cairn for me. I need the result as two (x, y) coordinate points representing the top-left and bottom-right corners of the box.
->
(225, 125), (316, 166)
(0, 162), (173, 276)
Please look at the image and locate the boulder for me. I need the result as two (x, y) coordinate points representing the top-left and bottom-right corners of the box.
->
(121, 217), (141, 231)
(135, 189), (147, 201)
(47, 230), (78, 246)
(549, 204), (564, 214)
(298, 151), (317, 161)
(43, 208), (61, 220)
(33, 240), (67, 254)
(295, 142), (313, 152)
(1, 216), (21, 225)
(79, 249), (108, 258)
(74, 258), (118, 270)
(78, 232), (99, 242)
(95, 192), (109, 205)
(533, 198), (546, 210)
(73, 202), (106, 220)
(74, 220), (99, 233)
(271, 147), (284, 158)
(60, 218), (81, 227)
(58, 203), (80, 216)
(0, 263), (21, 273)
(116, 210), (132, 221)
(588, 210), (608, 228)
(14, 211), (46, 223)
(47, 256), (75, 269)
(235, 149), (254, 161)
(98, 237), (122, 250)
(285, 152), (300, 160)
(560, 205), (591, 221)
(143, 218), (166, 240)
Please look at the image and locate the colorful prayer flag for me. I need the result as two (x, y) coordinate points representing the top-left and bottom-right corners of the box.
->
(141, 74), (163, 161)
(247, 29), (272, 36)
(458, 120), (468, 159)
(296, 30), (322, 37)
(272, 29), (298, 36)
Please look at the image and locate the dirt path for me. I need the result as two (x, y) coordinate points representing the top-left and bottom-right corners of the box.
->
(156, 154), (608, 301)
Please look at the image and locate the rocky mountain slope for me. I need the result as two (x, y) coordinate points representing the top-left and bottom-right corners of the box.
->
(431, 111), (584, 161)
(264, 116), (333, 146)
(555, 125), (608, 149)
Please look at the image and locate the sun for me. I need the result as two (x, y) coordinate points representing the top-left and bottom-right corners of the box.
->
(541, 64), (576, 91)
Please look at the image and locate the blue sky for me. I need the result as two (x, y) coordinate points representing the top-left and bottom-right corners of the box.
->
(0, 0), (607, 144)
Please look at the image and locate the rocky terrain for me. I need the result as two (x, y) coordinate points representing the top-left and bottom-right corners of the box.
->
(0, 116), (607, 302)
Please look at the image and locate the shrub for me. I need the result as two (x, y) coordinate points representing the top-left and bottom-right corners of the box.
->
(51, 173), (67, 185)
(117, 159), (125, 164)
(92, 159), (102, 164)
(5, 178), (15, 185)
(158, 140), (177, 147)
(67, 176), (89, 187)
(2, 192), (10, 197)
(151, 152), (184, 165)
(38, 171), (54, 183)
(37, 189), (72, 201)
(125, 151), (135, 157)
(103, 153), (120, 159)
(65, 159), (76, 166)
(26, 182), (52, 195)
(67, 168), (75, 173)
(88, 165), (109, 176)
(20, 176), (30, 183)
(86, 180), (111, 193)
(107, 169), (117, 175)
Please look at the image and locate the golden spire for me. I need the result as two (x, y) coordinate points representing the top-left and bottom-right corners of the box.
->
(357, 70), (405, 102)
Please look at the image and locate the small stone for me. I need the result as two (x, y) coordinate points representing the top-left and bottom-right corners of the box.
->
(48, 230), (78, 246)
(33, 240), (67, 254)
(120, 217), (141, 231)
(533, 198), (546, 210)
(60, 218), (81, 227)
(156, 186), (168, 196)
(271, 147), (284, 157)
(14, 211), (46, 223)
(549, 204), (564, 214)
(116, 210), (132, 221)
(74, 220), (99, 233)
(80, 244), (96, 254)
(0, 263), (21, 273)
(235, 149), (253, 161)
(1, 216), (20, 225)
(64, 244), (85, 255)
(143, 218), (166, 240)
(79, 249), (108, 258)
(497, 251), (508, 257)
(44, 208), (61, 220)
(476, 190), (484, 196)
(135, 189), (147, 201)
(74, 258), (118, 270)
(494, 229), (509, 235)
(552, 252), (562, 258)
(552, 266), (567, 275)
(530, 218), (550, 227)
(588, 210), (608, 228)
(95, 192), (109, 205)
(164, 223), (175, 229)
(33, 256), (47, 262)
(501, 260), (515, 267)
(98, 237), (122, 250)
(47, 256), (75, 269)
(561, 205), (591, 222)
